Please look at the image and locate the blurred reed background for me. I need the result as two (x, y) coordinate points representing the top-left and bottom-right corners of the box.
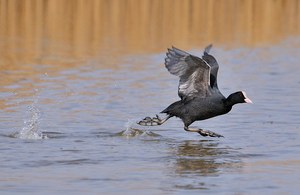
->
(0, 0), (300, 67)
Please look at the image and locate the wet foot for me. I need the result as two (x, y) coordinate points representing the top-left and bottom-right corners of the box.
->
(137, 115), (162, 126)
(184, 126), (224, 137)
(198, 129), (224, 137)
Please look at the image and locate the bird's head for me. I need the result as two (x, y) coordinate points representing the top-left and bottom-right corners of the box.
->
(226, 91), (253, 106)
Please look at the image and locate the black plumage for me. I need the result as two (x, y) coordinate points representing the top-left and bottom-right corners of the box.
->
(138, 45), (252, 137)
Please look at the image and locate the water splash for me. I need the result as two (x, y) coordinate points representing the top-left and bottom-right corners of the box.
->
(11, 90), (47, 139)
(116, 119), (161, 138)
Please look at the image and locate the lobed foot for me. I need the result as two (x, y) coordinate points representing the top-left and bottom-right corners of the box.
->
(137, 115), (163, 126)
(184, 126), (224, 138)
(197, 129), (224, 138)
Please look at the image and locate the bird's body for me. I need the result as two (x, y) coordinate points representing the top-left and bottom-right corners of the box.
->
(138, 45), (252, 137)
(161, 94), (230, 126)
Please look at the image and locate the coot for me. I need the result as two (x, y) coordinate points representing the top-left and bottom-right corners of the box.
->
(138, 45), (252, 137)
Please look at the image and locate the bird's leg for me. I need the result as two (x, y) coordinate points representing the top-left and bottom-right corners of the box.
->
(137, 114), (172, 126)
(184, 126), (224, 137)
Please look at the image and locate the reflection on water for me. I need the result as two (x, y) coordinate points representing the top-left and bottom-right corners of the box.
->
(175, 140), (240, 176)
(170, 140), (242, 190)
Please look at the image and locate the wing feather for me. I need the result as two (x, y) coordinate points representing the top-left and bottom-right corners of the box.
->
(165, 46), (211, 100)
(202, 44), (219, 89)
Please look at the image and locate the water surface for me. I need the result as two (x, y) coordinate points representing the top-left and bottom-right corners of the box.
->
(1, 38), (300, 194)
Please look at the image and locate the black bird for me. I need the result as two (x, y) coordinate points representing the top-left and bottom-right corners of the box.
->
(137, 45), (252, 137)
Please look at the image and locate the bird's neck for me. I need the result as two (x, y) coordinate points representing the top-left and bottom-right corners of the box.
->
(223, 96), (236, 109)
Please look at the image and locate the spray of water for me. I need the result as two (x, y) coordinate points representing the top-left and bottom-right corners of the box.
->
(11, 89), (47, 139)
(117, 119), (160, 138)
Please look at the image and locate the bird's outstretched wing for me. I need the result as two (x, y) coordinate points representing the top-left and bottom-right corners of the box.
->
(202, 44), (219, 89)
(165, 46), (211, 101)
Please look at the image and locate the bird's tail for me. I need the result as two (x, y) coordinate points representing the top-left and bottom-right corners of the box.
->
(137, 114), (172, 126)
